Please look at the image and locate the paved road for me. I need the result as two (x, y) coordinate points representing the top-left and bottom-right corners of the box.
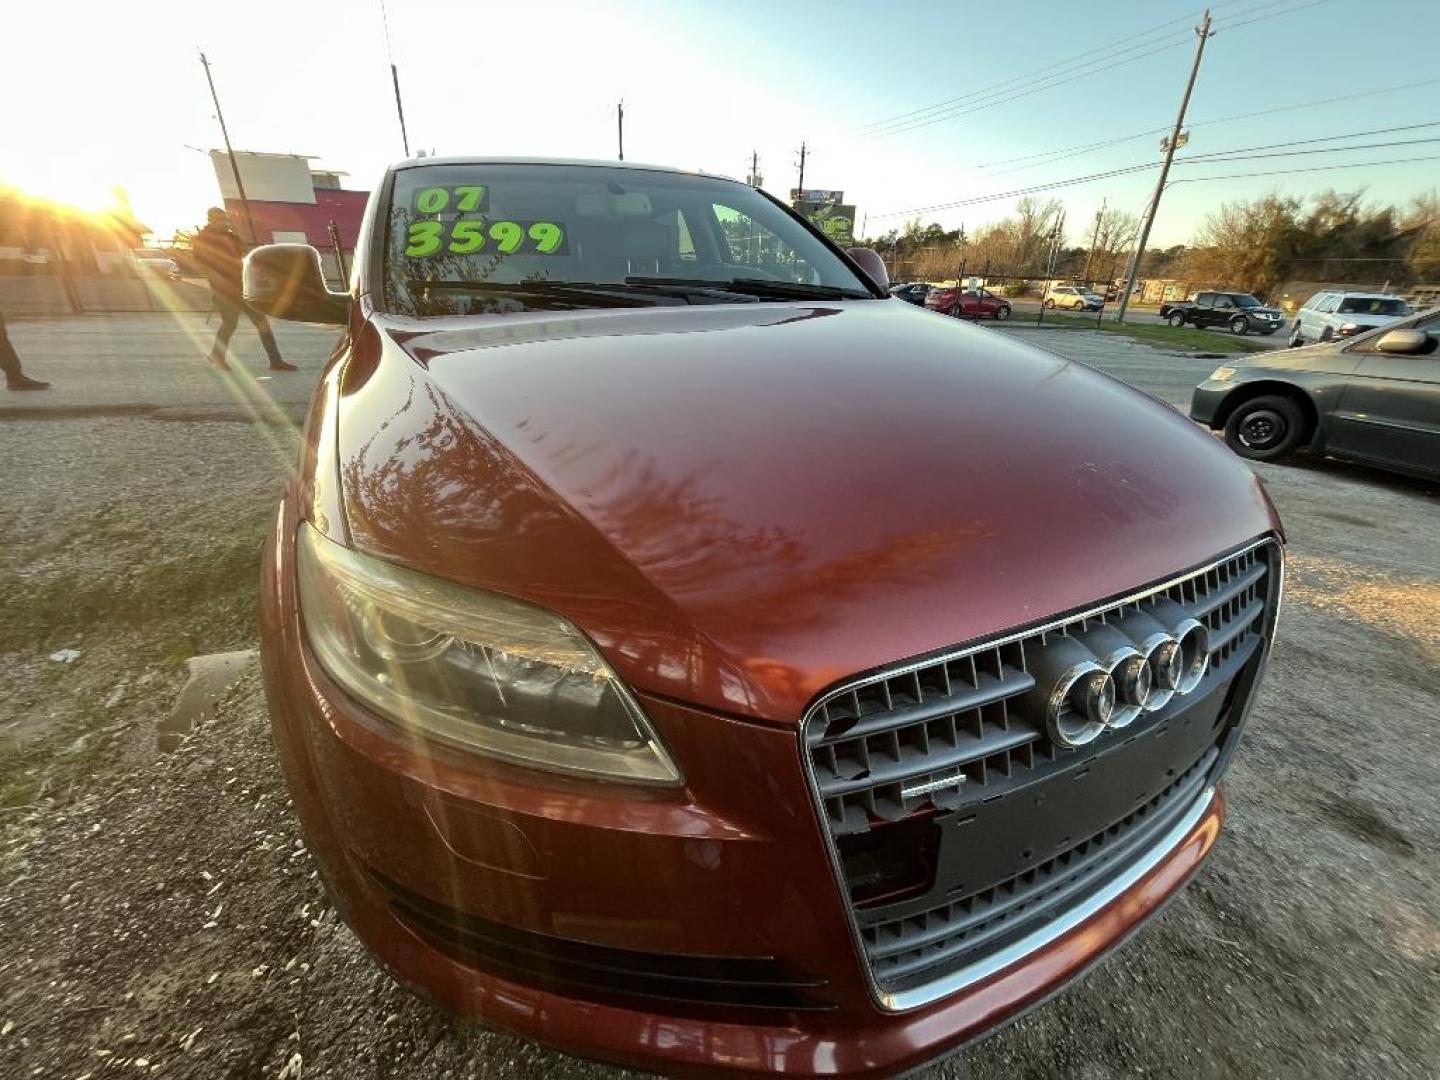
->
(990, 323), (1229, 408)
(1, 312), (334, 418)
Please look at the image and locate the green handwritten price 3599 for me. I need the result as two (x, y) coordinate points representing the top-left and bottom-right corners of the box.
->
(404, 219), (567, 257)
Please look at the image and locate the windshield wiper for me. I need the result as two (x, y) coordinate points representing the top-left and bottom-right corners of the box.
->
(628, 276), (873, 301)
(416, 280), (756, 306)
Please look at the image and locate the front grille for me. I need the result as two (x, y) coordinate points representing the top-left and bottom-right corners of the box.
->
(801, 538), (1279, 1005)
(863, 749), (1213, 988)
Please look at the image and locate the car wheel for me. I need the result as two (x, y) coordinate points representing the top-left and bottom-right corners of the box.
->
(1224, 395), (1305, 462)
(1072, 300), (1085, 310)
(1318, 326), (1334, 343)
(995, 305), (1011, 321)
(947, 305), (963, 318)
(1043, 299), (1055, 309)
(1230, 316), (1249, 335)
(1289, 323), (1304, 347)
(1167, 311), (1187, 327)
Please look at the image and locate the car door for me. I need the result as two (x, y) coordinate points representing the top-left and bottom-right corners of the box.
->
(1191, 292), (1216, 326)
(1327, 312), (1440, 476)
(1207, 294), (1236, 328)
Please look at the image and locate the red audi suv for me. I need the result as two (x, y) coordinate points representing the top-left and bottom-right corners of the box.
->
(248, 158), (1284, 1077)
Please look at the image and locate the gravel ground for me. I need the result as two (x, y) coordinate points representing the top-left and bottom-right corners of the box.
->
(2, 315), (1437, 1079)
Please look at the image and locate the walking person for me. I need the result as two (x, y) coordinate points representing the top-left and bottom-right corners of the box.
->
(192, 208), (296, 372)
(1, 310), (50, 391)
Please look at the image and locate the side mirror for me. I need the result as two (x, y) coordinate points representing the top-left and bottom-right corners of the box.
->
(846, 247), (889, 291)
(243, 244), (349, 325)
(1375, 328), (1432, 355)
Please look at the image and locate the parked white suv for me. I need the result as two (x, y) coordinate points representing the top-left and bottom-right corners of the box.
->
(1043, 284), (1105, 311)
(1290, 290), (1410, 346)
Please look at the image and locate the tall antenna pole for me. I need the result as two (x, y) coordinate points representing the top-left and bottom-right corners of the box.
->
(749, 149), (759, 186)
(1115, 8), (1213, 323)
(796, 141), (807, 195)
(617, 101), (624, 161)
(391, 65), (411, 157)
(198, 50), (257, 246)
(378, 0), (409, 156)
(1083, 196), (1107, 285)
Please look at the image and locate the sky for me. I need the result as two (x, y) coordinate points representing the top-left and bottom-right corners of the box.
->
(2, 0), (1437, 248)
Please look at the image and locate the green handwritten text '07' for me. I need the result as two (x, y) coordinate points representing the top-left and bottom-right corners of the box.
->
(412, 185), (488, 213)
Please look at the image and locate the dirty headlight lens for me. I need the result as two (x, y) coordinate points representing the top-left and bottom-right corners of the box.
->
(295, 524), (680, 785)
(1210, 366), (1236, 381)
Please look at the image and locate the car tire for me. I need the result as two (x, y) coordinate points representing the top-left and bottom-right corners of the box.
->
(1318, 326), (1334, 343)
(1230, 316), (1249, 335)
(1224, 395), (1306, 462)
(1072, 300), (1085, 310)
(947, 305), (963, 319)
(1043, 299), (1056, 309)
(1167, 311), (1187, 327)
(995, 305), (1011, 321)
(1289, 323), (1304, 347)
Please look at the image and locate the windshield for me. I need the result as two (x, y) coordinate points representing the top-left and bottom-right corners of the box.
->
(1338, 296), (1409, 316)
(381, 163), (874, 315)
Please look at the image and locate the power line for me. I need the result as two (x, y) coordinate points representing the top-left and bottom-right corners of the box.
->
(1181, 135), (1440, 166)
(944, 77), (1440, 182)
(858, 34), (1195, 142)
(1169, 154), (1440, 187)
(1219, 0), (1330, 31)
(848, 0), (1277, 139)
(870, 120), (1440, 221)
(1182, 121), (1440, 161)
(852, 0), (1328, 143)
(850, 15), (1198, 137)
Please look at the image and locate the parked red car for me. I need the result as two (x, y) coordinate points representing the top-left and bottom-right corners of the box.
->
(248, 158), (1284, 1078)
(923, 284), (1012, 320)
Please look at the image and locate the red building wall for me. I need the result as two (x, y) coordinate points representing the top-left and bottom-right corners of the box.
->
(224, 188), (368, 251)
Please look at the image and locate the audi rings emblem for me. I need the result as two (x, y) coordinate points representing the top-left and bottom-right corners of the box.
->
(1026, 609), (1213, 749)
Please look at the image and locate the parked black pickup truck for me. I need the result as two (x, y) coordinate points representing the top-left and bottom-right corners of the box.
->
(1159, 291), (1286, 336)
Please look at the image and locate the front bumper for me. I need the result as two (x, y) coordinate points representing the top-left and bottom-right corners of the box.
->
(260, 494), (1230, 1077)
(1189, 381), (1233, 427)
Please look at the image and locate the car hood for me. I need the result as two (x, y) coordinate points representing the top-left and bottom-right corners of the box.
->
(336, 301), (1278, 725)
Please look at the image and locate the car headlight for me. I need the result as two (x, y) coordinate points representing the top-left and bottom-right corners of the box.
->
(1210, 366), (1236, 381)
(295, 523), (682, 785)
(1338, 322), (1360, 335)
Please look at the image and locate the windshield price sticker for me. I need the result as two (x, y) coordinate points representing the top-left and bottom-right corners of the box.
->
(412, 185), (489, 214)
(404, 219), (568, 257)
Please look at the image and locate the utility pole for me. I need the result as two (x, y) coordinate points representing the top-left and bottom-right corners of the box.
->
(1116, 8), (1212, 323)
(199, 51), (258, 246)
(796, 141), (807, 197)
(748, 150), (760, 187)
(1083, 197), (1107, 286)
(391, 65), (411, 157)
(617, 101), (624, 161)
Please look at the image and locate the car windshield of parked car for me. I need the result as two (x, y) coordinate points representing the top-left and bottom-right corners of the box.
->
(381, 163), (875, 315)
(1338, 297), (1409, 316)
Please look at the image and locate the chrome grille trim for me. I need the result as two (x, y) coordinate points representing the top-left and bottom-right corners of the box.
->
(797, 536), (1282, 1013)
(879, 783), (1218, 1012)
